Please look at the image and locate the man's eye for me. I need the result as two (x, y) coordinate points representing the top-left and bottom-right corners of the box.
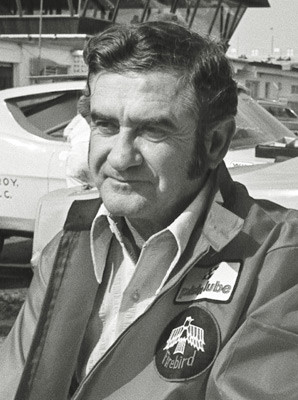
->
(141, 127), (168, 142)
(92, 120), (119, 135)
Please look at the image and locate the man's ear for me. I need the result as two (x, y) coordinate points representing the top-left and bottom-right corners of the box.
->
(204, 117), (236, 169)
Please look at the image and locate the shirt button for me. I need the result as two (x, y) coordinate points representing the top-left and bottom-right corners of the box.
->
(131, 290), (140, 302)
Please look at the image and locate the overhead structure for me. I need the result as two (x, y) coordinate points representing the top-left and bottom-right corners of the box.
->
(0, 0), (269, 43)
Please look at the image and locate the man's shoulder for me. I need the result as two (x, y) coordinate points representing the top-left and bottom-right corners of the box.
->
(32, 186), (100, 266)
(64, 190), (102, 231)
(221, 169), (298, 249)
(236, 189), (298, 250)
(256, 202), (298, 249)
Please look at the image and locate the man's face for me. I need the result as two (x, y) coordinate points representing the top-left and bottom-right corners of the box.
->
(89, 71), (206, 235)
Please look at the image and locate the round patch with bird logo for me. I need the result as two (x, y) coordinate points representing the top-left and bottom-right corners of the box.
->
(154, 306), (220, 381)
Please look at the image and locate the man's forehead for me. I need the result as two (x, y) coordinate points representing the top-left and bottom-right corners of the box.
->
(88, 71), (198, 124)
(89, 70), (184, 98)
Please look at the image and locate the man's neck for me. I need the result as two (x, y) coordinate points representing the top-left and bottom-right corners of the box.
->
(124, 217), (164, 243)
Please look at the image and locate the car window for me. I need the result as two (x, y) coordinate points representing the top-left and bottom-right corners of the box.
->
(268, 106), (295, 119)
(261, 104), (298, 120)
(5, 90), (82, 141)
(230, 91), (296, 150)
(285, 108), (298, 119)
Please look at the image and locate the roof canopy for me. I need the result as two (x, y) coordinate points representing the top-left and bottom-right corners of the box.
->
(0, 0), (270, 42)
(242, 0), (270, 6)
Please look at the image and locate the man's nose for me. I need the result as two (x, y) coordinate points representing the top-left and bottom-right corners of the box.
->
(107, 130), (143, 171)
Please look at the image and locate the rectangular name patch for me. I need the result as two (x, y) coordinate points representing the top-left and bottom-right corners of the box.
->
(176, 261), (241, 303)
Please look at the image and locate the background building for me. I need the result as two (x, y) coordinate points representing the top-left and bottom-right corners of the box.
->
(0, 0), (269, 89)
(0, 36), (88, 88)
(231, 57), (298, 113)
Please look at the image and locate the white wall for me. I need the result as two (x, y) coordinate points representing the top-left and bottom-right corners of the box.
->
(0, 39), (75, 87)
(0, 41), (22, 86)
(231, 59), (298, 105)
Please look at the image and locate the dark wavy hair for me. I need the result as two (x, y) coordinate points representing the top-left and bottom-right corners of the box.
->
(83, 21), (237, 176)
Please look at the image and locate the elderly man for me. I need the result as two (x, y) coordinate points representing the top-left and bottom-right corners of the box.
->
(1, 22), (298, 400)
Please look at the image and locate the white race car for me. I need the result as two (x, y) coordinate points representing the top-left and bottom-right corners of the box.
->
(0, 80), (86, 250)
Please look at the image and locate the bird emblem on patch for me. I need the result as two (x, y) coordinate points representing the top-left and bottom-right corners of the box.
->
(155, 306), (220, 381)
(163, 316), (205, 355)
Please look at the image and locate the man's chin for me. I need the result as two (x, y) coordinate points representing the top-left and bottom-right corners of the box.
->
(101, 192), (148, 218)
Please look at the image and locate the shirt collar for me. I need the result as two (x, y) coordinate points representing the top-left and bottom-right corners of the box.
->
(122, 173), (215, 257)
(92, 171), (215, 249)
(90, 203), (111, 283)
(90, 176), (214, 281)
(90, 164), (244, 283)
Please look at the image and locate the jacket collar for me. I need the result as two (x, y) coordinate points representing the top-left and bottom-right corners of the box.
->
(197, 162), (245, 253)
(202, 194), (244, 253)
(158, 163), (245, 294)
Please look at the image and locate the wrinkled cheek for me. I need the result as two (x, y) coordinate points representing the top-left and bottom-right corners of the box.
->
(155, 156), (181, 186)
(88, 154), (105, 190)
(94, 174), (105, 192)
(155, 176), (177, 205)
(98, 179), (110, 196)
(89, 142), (108, 177)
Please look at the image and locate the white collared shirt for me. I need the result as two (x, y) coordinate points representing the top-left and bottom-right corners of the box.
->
(84, 177), (213, 376)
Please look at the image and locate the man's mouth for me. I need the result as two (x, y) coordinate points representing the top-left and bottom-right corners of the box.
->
(105, 173), (145, 184)
(108, 177), (144, 185)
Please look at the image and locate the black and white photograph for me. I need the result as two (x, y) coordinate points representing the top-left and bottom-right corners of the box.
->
(0, 1), (297, 399)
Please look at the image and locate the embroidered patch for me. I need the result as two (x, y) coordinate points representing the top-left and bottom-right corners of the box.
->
(176, 261), (241, 303)
(155, 306), (220, 381)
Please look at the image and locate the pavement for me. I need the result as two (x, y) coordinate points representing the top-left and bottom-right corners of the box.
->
(0, 288), (27, 343)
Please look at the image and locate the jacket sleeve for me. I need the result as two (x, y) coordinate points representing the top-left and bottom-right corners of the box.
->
(0, 233), (62, 400)
(206, 244), (298, 400)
